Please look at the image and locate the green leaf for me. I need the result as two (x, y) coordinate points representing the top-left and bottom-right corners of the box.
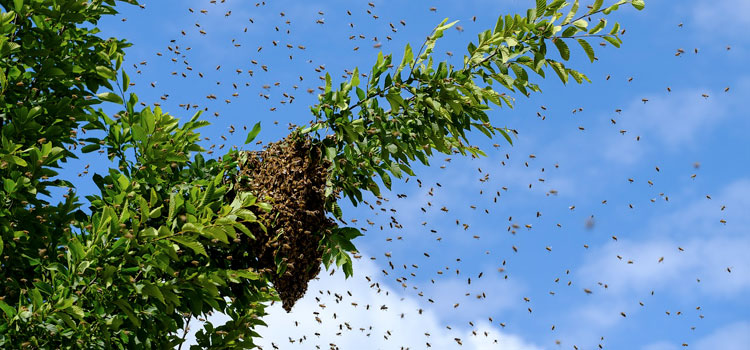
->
(632, 0), (645, 10)
(397, 44), (413, 74)
(245, 122), (261, 144)
(170, 237), (207, 256)
(561, 0), (579, 25)
(325, 72), (332, 94)
(343, 259), (354, 278)
(493, 15), (504, 33)
(381, 171), (392, 189)
(549, 61), (569, 84)
(142, 283), (165, 304)
(97, 92), (123, 104)
(495, 128), (513, 146)
(229, 269), (260, 281)
(0, 69), (6, 94)
(603, 1), (627, 14)
(95, 66), (116, 80)
(609, 22), (621, 35)
(589, 0), (604, 13)
(335, 251), (347, 267)
(589, 18), (607, 34)
(65, 305), (85, 320)
(140, 227), (158, 238)
(331, 201), (343, 220)
(198, 180), (215, 210)
(12, 0), (22, 11)
(577, 39), (595, 62)
(30, 288), (42, 310)
(148, 206), (162, 219)
(68, 239), (85, 260)
(602, 35), (621, 48)
(10, 156), (27, 167)
(553, 38), (570, 61)
(572, 19), (588, 29)
(569, 69), (591, 83)
(536, 0), (547, 15)
(81, 144), (100, 153)
(0, 300), (15, 319)
(436, 19), (459, 32)
(122, 70), (130, 92)
(144, 109), (155, 134)
(3, 179), (15, 193)
(168, 191), (177, 223)
(106, 238), (128, 257)
(325, 146), (336, 161)
(336, 226), (364, 240)
(181, 223), (202, 234)
(48, 67), (65, 77)
(386, 92), (405, 111)
(561, 26), (581, 37)
(54, 297), (75, 311)
(527, 8), (538, 21)
(113, 299), (141, 327)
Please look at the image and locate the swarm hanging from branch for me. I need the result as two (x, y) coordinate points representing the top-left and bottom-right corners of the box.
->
(233, 134), (336, 311)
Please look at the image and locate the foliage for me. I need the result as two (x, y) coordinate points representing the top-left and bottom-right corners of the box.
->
(303, 0), (643, 213)
(0, 0), (643, 348)
(1, 1), (275, 348)
(302, 0), (645, 278)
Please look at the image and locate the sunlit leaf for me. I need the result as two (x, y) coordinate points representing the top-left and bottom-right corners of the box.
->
(561, 0), (579, 25)
(577, 39), (596, 62)
(553, 38), (570, 60)
(245, 122), (261, 144)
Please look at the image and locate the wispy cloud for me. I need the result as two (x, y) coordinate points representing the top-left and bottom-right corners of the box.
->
(577, 178), (750, 297)
(692, 0), (750, 40)
(555, 178), (750, 347)
(694, 321), (750, 350)
(605, 88), (727, 158)
(642, 341), (679, 350)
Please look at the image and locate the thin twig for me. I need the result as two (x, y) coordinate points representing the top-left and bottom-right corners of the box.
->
(553, 34), (612, 40)
(177, 316), (191, 350)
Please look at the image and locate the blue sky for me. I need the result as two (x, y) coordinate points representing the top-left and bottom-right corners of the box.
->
(66, 0), (750, 348)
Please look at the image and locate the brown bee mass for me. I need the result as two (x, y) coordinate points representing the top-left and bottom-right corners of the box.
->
(232, 134), (336, 312)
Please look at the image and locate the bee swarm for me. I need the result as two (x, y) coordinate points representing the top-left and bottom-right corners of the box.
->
(232, 134), (336, 311)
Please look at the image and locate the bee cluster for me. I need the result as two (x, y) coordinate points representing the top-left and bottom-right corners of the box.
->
(233, 134), (336, 311)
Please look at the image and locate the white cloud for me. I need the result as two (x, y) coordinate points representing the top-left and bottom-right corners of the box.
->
(576, 178), (750, 298)
(254, 257), (541, 350)
(417, 271), (526, 323)
(646, 179), (750, 240)
(180, 257), (541, 350)
(694, 321), (750, 350)
(556, 178), (750, 347)
(692, 0), (750, 40)
(642, 341), (679, 350)
(606, 88), (727, 155)
(577, 236), (750, 298)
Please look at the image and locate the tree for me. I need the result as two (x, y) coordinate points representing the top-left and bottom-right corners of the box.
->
(0, 0), (644, 348)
